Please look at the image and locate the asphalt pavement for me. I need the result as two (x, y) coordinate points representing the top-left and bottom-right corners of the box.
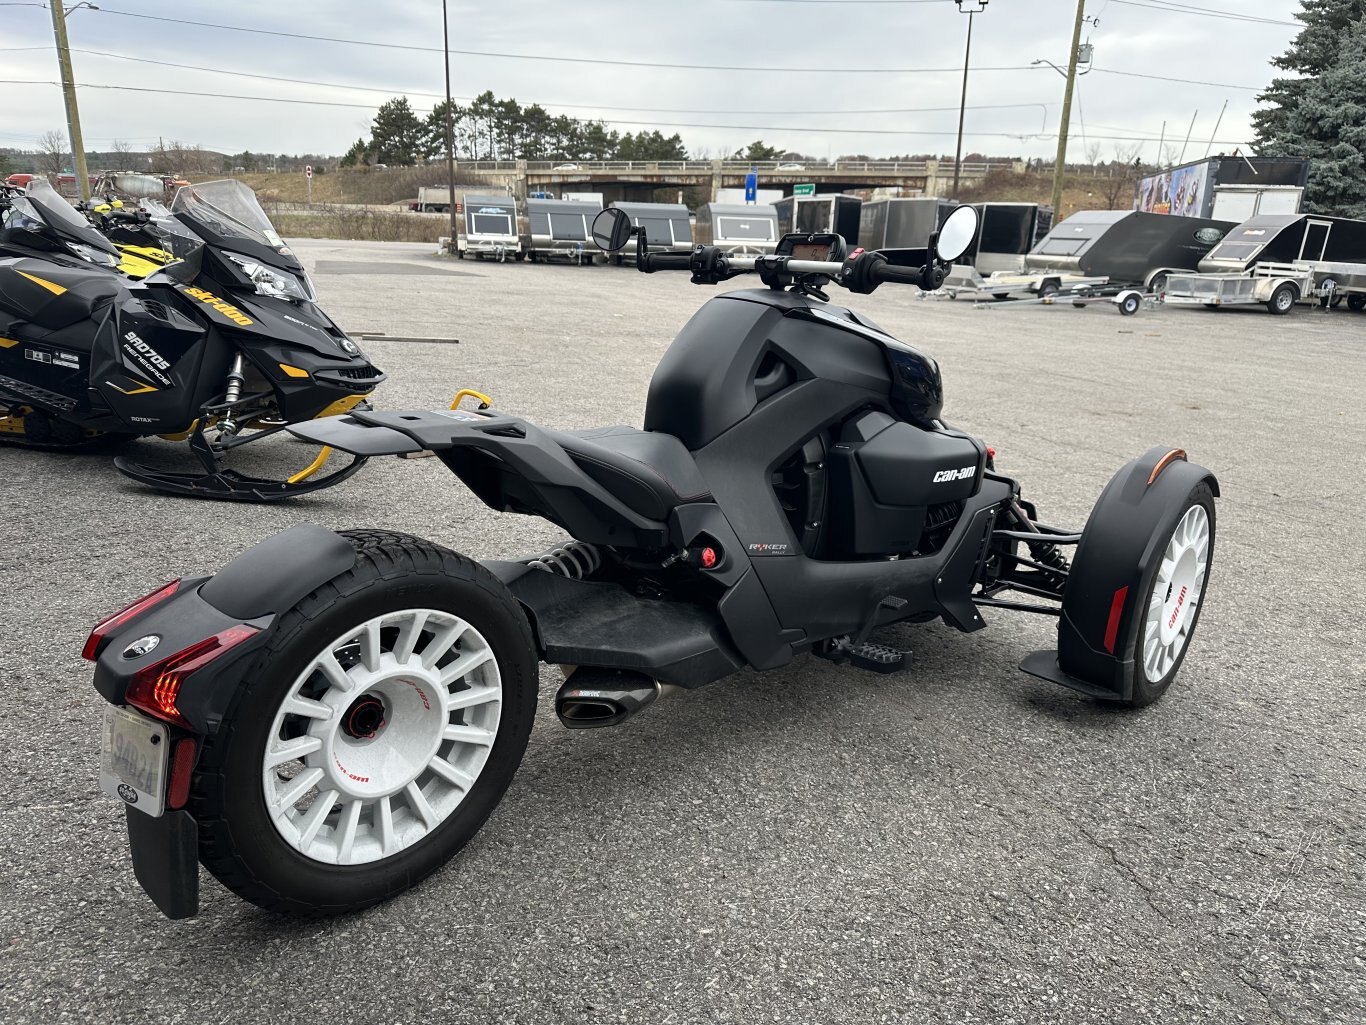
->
(1, 239), (1362, 1024)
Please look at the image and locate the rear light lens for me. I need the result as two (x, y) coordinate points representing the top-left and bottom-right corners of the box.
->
(82, 580), (181, 661)
(125, 624), (260, 729)
(166, 738), (199, 810)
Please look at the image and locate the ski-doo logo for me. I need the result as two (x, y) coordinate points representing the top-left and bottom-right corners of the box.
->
(184, 286), (254, 326)
(933, 465), (976, 484)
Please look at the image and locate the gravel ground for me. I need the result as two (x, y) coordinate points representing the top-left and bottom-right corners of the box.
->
(1, 239), (1362, 1025)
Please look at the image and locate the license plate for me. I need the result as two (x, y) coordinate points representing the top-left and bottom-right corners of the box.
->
(100, 705), (169, 817)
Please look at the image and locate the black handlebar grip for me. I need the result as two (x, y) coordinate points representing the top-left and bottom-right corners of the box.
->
(872, 262), (925, 286)
(643, 253), (693, 272)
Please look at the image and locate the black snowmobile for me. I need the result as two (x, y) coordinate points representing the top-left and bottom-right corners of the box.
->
(85, 206), (1217, 919)
(0, 178), (385, 499)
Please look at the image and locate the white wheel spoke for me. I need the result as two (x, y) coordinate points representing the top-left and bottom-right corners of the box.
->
(377, 794), (397, 855)
(316, 651), (355, 694)
(335, 799), (364, 862)
(274, 766), (325, 814)
(443, 723), (496, 746)
(283, 694), (333, 721)
(420, 621), (469, 669)
(405, 781), (439, 829)
(447, 684), (500, 710)
(427, 755), (476, 791)
(296, 789), (338, 847)
(358, 619), (384, 673)
(266, 735), (322, 769)
(392, 611), (429, 664)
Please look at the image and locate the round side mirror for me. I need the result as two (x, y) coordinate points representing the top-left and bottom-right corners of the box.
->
(934, 205), (980, 263)
(591, 208), (633, 253)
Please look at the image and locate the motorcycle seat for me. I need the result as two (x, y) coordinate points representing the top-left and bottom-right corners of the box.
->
(551, 425), (712, 522)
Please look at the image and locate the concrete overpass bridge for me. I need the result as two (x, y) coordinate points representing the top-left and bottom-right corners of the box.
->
(453, 158), (1020, 203)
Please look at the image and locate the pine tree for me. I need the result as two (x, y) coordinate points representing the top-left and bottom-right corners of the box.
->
(370, 97), (424, 166)
(1253, 1), (1366, 214)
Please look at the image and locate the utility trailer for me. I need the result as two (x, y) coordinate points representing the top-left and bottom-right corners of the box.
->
(693, 203), (779, 255)
(944, 210), (1235, 305)
(606, 201), (693, 263)
(774, 194), (862, 245)
(526, 197), (602, 265)
(456, 193), (522, 261)
(859, 198), (949, 267)
(1163, 213), (1366, 314)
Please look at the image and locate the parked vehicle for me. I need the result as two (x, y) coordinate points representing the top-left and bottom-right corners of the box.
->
(859, 198), (950, 267)
(411, 187), (453, 213)
(693, 202), (779, 255)
(1134, 154), (1308, 221)
(963, 203), (1052, 275)
(456, 193), (522, 261)
(86, 205), (1217, 919)
(0, 178), (384, 499)
(605, 201), (693, 262)
(526, 197), (601, 264)
(775, 194), (862, 245)
(1163, 213), (1366, 314)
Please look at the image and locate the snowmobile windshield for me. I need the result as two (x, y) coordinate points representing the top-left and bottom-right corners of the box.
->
(22, 179), (119, 254)
(172, 179), (287, 250)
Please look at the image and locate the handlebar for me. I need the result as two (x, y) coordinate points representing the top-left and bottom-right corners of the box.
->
(637, 245), (943, 294)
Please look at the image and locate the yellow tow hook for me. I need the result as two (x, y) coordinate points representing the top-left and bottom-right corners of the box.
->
(450, 389), (492, 411)
(287, 446), (334, 484)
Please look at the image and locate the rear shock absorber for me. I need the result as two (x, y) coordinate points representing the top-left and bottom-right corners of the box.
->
(215, 354), (247, 441)
(526, 541), (601, 579)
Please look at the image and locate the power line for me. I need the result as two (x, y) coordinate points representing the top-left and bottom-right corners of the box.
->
(84, 7), (1038, 74)
(1108, 0), (1298, 25)
(0, 78), (1255, 146)
(1090, 67), (1261, 91)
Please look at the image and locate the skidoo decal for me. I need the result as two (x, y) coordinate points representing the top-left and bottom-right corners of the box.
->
(106, 378), (159, 396)
(0, 337), (18, 349)
(16, 271), (67, 296)
(182, 287), (254, 326)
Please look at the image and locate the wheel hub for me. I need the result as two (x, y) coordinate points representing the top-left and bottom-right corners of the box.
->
(342, 694), (387, 739)
(319, 673), (446, 800)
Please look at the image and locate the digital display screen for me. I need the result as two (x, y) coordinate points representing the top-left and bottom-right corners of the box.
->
(789, 242), (832, 260)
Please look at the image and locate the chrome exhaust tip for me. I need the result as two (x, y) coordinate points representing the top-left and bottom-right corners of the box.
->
(555, 668), (660, 729)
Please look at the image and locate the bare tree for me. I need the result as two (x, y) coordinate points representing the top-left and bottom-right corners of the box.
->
(1101, 142), (1149, 208)
(36, 129), (69, 175)
(110, 138), (135, 171)
(1085, 141), (1103, 170)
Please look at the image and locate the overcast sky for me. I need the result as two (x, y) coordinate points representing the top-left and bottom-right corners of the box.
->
(2, 0), (1306, 162)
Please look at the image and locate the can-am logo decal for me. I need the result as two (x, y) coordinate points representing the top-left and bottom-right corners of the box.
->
(121, 331), (173, 386)
(1194, 228), (1226, 245)
(185, 286), (254, 326)
(933, 465), (976, 484)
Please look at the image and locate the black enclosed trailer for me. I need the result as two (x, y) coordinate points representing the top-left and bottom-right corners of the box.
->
(693, 203), (779, 255)
(774, 194), (862, 245)
(1135, 155), (1309, 221)
(607, 201), (693, 260)
(964, 203), (1050, 275)
(858, 198), (950, 267)
(526, 198), (601, 264)
(457, 193), (521, 261)
(1195, 213), (1366, 272)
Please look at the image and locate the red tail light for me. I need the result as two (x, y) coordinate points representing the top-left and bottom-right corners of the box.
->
(125, 624), (260, 729)
(82, 580), (182, 661)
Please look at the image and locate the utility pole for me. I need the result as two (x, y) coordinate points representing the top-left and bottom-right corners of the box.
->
(952, 0), (989, 199)
(441, 0), (459, 254)
(1049, 0), (1087, 217)
(50, 2), (92, 201)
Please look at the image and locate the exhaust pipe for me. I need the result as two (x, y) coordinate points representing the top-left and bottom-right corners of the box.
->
(555, 668), (662, 729)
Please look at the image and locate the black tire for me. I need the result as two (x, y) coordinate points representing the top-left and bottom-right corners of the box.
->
(1123, 482), (1217, 707)
(1348, 294), (1366, 311)
(1204, 303), (1220, 310)
(1038, 281), (1061, 298)
(1148, 272), (1169, 295)
(191, 530), (538, 915)
(1118, 293), (1142, 316)
(1267, 282), (1297, 315)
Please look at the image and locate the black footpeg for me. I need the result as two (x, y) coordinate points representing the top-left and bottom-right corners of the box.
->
(822, 640), (910, 674)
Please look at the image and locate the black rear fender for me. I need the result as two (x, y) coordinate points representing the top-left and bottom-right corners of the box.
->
(91, 524), (356, 733)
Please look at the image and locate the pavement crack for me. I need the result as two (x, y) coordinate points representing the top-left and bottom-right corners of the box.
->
(1236, 971), (1291, 1024)
(1070, 820), (1176, 925)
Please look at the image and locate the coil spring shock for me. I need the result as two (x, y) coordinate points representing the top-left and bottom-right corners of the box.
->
(526, 541), (601, 579)
(1026, 540), (1070, 592)
(216, 354), (247, 440)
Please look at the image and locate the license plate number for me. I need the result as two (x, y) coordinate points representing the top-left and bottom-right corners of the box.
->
(100, 705), (169, 817)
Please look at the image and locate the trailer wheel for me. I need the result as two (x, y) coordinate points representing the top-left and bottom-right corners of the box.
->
(1204, 303), (1220, 310)
(1267, 283), (1298, 315)
(1118, 293), (1142, 316)
(1349, 295), (1366, 312)
(515, 253), (524, 262)
(1038, 281), (1060, 298)
(1148, 272), (1169, 295)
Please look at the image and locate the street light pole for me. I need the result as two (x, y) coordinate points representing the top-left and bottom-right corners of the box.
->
(50, 2), (94, 201)
(441, 0), (459, 253)
(1049, 0), (1087, 217)
(951, 0), (988, 199)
